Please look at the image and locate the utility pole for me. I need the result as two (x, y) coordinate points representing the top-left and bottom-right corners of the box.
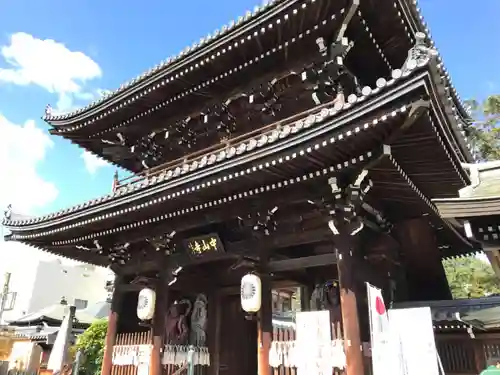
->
(0, 272), (12, 324)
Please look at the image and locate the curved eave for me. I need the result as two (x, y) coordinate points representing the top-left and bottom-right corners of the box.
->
(44, 0), (472, 147)
(425, 62), (474, 164)
(4, 73), (473, 254)
(399, 0), (472, 123)
(4, 111), (477, 265)
(48, 129), (137, 173)
(43, 0), (299, 126)
(5, 70), (429, 231)
(9, 317), (89, 328)
(6, 137), (474, 265)
(53, 52), (475, 175)
(3, 236), (110, 267)
(433, 197), (500, 219)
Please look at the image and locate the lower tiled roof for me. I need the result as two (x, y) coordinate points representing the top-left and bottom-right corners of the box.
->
(12, 326), (85, 341)
(393, 296), (500, 330)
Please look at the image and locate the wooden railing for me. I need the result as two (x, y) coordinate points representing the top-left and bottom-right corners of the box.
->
(111, 332), (152, 375)
(116, 331), (151, 346)
(111, 329), (500, 375)
(269, 324), (374, 375)
(271, 325), (297, 375)
(115, 96), (340, 189)
(112, 332), (207, 375)
(437, 339), (477, 374)
(112, 327), (299, 375)
(269, 330), (500, 375)
(435, 334), (500, 375)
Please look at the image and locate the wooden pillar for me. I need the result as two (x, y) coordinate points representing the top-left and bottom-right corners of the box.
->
(395, 217), (451, 301)
(208, 292), (222, 375)
(101, 275), (123, 375)
(472, 340), (485, 373)
(150, 269), (169, 375)
(257, 263), (272, 375)
(299, 285), (311, 311)
(336, 234), (364, 375)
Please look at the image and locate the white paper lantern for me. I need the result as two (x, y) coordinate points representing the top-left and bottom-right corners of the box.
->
(137, 287), (156, 321)
(241, 273), (262, 313)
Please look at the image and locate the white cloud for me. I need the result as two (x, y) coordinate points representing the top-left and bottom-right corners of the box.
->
(0, 114), (60, 286)
(81, 150), (109, 174)
(0, 32), (102, 112)
(0, 114), (58, 213)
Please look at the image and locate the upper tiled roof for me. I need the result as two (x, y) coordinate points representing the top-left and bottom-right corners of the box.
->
(43, 0), (288, 122)
(406, 0), (470, 120)
(42, 0), (471, 127)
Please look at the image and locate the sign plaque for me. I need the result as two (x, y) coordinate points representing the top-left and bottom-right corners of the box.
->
(183, 233), (225, 257)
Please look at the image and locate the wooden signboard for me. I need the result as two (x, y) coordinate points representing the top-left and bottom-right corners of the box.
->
(183, 233), (225, 257)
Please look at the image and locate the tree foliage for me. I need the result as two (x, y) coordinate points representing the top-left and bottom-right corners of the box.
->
(465, 95), (500, 160)
(76, 319), (108, 375)
(443, 257), (500, 298)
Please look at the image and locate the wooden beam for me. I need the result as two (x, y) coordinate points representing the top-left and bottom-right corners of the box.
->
(268, 253), (337, 272)
(116, 283), (143, 292)
(119, 227), (331, 274)
(136, 183), (330, 242)
(227, 227), (331, 254)
(217, 278), (301, 296)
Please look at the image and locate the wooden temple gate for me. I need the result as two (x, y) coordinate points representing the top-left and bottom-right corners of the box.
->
(1, 0), (479, 375)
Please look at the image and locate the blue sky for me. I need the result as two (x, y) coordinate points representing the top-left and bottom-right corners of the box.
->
(0, 0), (499, 218)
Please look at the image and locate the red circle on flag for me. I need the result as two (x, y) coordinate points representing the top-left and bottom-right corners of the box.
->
(375, 296), (385, 315)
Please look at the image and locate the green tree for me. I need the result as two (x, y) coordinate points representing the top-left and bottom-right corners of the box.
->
(465, 95), (500, 160)
(443, 257), (500, 298)
(76, 319), (108, 375)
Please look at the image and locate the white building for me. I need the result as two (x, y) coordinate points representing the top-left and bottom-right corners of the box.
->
(1, 259), (113, 323)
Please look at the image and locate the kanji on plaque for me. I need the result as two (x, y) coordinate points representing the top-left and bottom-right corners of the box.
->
(184, 233), (225, 257)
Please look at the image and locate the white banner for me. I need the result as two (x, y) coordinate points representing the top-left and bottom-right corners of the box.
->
(388, 307), (440, 375)
(366, 283), (404, 375)
(295, 311), (333, 375)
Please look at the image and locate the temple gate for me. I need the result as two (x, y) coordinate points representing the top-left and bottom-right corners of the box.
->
(2, 0), (479, 374)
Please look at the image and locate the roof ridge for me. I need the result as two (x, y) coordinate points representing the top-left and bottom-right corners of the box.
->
(43, 0), (287, 122)
(409, 0), (471, 122)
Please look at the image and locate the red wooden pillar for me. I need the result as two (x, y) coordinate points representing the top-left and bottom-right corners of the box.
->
(257, 270), (272, 375)
(336, 235), (364, 375)
(150, 273), (168, 375)
(101, 275), (123, 375)
(395, 218), (451, 300)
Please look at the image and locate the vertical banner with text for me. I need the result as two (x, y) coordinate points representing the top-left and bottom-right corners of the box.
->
(366, 283), (404, 375)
